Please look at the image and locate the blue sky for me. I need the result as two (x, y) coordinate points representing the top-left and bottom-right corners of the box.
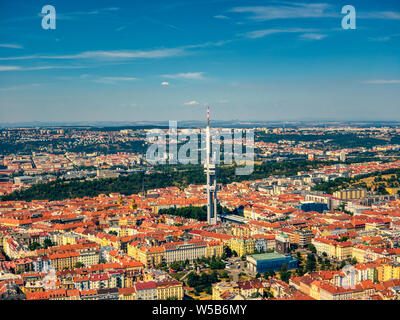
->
(0, 0), (399, 123)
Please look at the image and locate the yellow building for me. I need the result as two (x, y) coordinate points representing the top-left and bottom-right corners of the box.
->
(333, 189), (366, 200)
(351, 245), (367, 263)
(156, 280), (184, 300)
(229, 237), (255, 257)
(205, 241), (224, 258)
(127, 242), (165, 268)
(212, 281), (239, 300)
(118, 287), (136, 300)
(49, 251), (79, 270)
(312, 238), (352, 261)
(376, 262), (400, 282)
(61, 233), (79, 246)
(77, 248), (100, 267)
(232, 225), (251, 238)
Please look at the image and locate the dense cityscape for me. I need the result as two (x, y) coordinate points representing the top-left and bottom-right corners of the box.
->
(1, 0), (399, 311)
(1, 122), (400, 301)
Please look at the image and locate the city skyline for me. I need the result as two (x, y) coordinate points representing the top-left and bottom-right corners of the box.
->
(0, 0), (399, 123)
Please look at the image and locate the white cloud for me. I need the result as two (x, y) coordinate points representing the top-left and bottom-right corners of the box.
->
(39, 7), (120, 21)
(242, 28), (318, 39)
(0, 66), (21, 71)
(100, 77), (137, 81)
(184, 100), (200, 105)
(368, 34), (400, 42)
(363, 80), (400, 84)
(230, 3), (400, 21)
(0, 48), (186, 61)
(0, 65), (88, 72)
(214, 15), (230, 20)
(300, 33), (327, 40)
(230, 3), (336, 21)
(0, 83), (42, 91)
(0, 43), (23, 49)
(93, 76), (137, 84)
(115, 26), (128, 32)
(162, 72), (205, 80)
(359, 11), (400, 20)
(161, 82), (170, 86)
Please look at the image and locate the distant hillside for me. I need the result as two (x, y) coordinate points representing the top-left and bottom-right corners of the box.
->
(312, 168), (400, 195)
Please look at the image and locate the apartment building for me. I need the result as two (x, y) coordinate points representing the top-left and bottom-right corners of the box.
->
(312, 238), (352, 261)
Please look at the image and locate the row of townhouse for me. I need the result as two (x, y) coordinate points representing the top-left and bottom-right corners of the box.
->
(309, 278), (400, 300)
(2, 236), (31, 259)
(228, 237), (255, 256)
(72, 270), (126, 291)
(26, 278), (184, 300)
(35, 243), (102, 270)
(127, 240), (223, 268)
(212, 279), (266, 300)
(135, 280), (184, 300)
(311, 237), (353, 261)
(313, 237), (400, 264)
(352, 244), (400, 264)
(309, 280), (372, 300)
(26, 288), (118, 300)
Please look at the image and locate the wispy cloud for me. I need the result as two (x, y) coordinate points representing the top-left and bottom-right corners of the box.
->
(214, 15), (230, 20)
(368, 33), (400, 42)
(162, 72), (205, 80)
(115, 26), (128, 32)
(0, 43), (23, 49)
(0, 65), (88, 72)
(93, 76), (137, 84)
(222, 3), (400, 24)
(230, 3), (336, 21)
(161, 82), (170, 86)
(363, 80), (400, 84)
(0, 48), (186, 62)
(241, 28), (319, 39)
(300, 33), (328, 40)
(0, 83), (42, 91)
(38, 7), (120, 21)
(0, 38), (238, 64)
(0, 66), (22, 71)
(184, 100), (200, 105)
(358, 11), (400, 20)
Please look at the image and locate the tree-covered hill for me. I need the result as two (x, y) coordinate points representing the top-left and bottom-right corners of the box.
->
(2, 160), (327, 202)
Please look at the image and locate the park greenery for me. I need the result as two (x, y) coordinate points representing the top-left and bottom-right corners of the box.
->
(187, 271), (219, 295)
(2, 160), (327, 202)
(158, 204), (229, 221)
(28, 239), (55, 251)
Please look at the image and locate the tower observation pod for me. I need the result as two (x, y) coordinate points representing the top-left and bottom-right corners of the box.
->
(204, 106), (218, 225)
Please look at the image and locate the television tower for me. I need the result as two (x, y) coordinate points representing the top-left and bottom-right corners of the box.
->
(204, 106), (218, 225)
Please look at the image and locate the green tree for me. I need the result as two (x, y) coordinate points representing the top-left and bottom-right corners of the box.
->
(308, 244), (317, 254)
(29, 242), (41, 251)
(224, 246), (233, 258)
(43, 238), (55, 249)
(305, 254), (317, 272)
(279, 263), (291, 283)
